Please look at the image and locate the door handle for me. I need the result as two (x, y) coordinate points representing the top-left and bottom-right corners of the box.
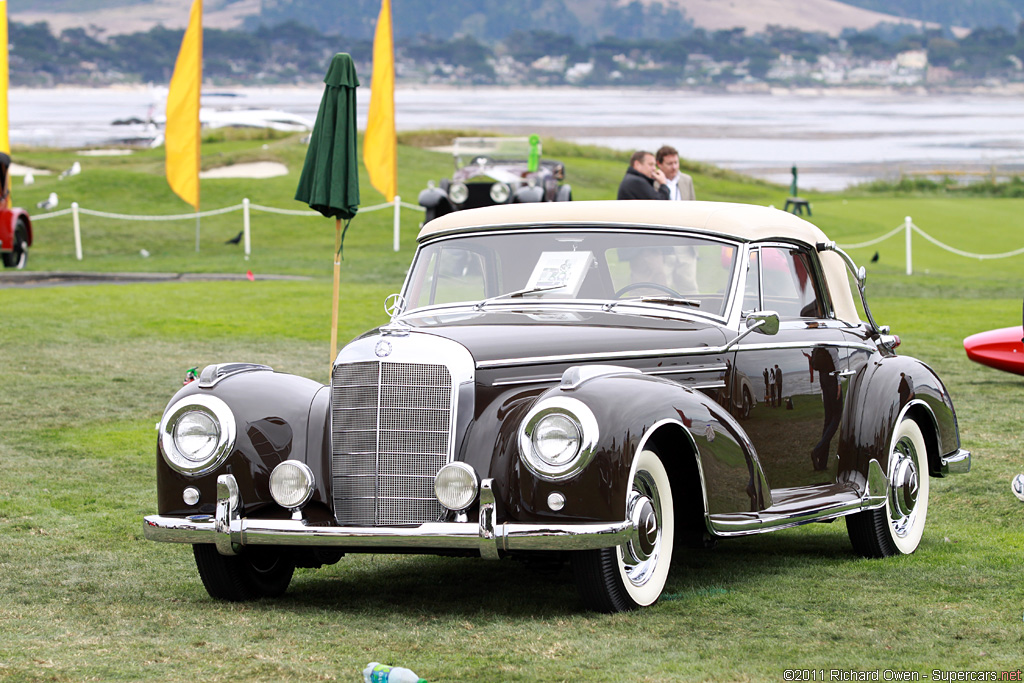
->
(830, 370), (857, 378)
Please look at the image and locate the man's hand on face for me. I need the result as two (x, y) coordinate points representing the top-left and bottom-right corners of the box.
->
(651, 166), (668, 185)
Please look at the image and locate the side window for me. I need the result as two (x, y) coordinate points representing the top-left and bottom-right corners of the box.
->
(760, 246), (824, 318)
(413, 247), (488, 307)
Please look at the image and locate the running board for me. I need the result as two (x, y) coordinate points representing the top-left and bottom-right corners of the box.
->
(708, 459), (887, 536)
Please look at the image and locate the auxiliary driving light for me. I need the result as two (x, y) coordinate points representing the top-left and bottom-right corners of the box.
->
(434, 462), (479, 511)
(270, 461), (315, 510)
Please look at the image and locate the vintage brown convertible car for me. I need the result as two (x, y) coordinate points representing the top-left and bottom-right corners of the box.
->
(144, 201), (970, 612)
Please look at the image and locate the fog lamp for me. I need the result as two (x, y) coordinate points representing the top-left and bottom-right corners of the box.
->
(448, 182), (469, 204)
(489, 182), (511, 203)
(270, 461), (315, 510)
(434, 462), (479, 511)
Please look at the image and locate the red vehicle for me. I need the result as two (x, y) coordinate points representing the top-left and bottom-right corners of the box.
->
(0, 152), (33, 269)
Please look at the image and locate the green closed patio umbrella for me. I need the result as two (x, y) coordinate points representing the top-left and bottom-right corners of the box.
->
(295, 53), (360, 373)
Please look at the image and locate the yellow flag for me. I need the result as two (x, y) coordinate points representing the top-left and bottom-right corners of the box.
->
(165, 0), (202, 210)
(364, 0), (396, 201)
(0, 0), (10, 155)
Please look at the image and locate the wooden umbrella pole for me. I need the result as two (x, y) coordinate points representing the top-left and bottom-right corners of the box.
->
(329, 217), (342, 380)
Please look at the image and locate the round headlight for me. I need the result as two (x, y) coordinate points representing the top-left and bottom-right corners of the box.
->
(270, 461), (315, 510)
(532, 414), (581, 466)
(519, 397), (599, 481)
(174, 411), (219, 462)
(434, 462), (479, 511)
(489, 182), (511, 203)
(159, 394), (236, 475)
(448, 181), (469, 204)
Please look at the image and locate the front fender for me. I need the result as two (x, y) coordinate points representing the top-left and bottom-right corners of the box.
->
(500, 373), (769, 524)
(155, 368), (328, 518)
(841, 353), (963, 479)
(0, 208), (30, 250)
(418, 186), (451, 211)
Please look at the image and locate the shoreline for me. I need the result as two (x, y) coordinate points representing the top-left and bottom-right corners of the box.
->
(15, 83), (1024, 97)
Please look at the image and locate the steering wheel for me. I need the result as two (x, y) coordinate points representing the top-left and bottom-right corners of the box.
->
(614, 281), (683, 298)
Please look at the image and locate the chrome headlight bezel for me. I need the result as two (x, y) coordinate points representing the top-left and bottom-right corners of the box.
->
(448, 181), (469, 204)
(518, 397), (599, 481)
(159, 394), (236, 475)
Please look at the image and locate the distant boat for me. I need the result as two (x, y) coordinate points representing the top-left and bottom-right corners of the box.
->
(964, 326), (1024, 376)
(153, 108), (314, 133)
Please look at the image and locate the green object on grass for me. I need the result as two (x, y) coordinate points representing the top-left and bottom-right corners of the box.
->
(528, 134), (541, 173)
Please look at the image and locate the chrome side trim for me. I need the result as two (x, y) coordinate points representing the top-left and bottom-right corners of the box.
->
(708, 459), (887, 536)
(940, 448), (971, 475)
(143, 476), (636, 556)
(477, 339), (875, 369)
(488, 364), (728, 388)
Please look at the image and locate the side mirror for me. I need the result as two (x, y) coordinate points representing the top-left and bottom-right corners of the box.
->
(747, 311), (780, 336)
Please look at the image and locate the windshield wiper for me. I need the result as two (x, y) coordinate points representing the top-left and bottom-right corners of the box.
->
(603, 296), (701, 312)
(474, 284), (565, 310)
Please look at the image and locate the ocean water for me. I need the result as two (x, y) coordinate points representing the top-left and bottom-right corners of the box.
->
(10, 86), (1024, 190)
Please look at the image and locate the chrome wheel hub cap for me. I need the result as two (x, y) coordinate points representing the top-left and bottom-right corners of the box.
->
(623, 473), (662, 586)
(888, 437), (920, 537)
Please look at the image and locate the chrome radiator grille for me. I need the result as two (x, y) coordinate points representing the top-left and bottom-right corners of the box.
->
(331, 361), (453, 526)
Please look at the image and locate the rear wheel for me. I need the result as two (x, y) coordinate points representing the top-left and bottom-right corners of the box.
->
(192, 545), (295, 601)
(846, 418), (930, 557)
(572, 449), (674, 612)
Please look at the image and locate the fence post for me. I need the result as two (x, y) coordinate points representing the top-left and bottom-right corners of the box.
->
(72, 202), (83, 261)
(393, 195), (401, 252)
(243, 198), (251, 261)
(904, 216), (913, 275)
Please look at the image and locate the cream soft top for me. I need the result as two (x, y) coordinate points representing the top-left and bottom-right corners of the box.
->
(416, 201), (860, 324)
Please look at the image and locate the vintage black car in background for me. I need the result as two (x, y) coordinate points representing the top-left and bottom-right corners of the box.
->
(417, 136), (571, 223)
(144, 201), (970, 612)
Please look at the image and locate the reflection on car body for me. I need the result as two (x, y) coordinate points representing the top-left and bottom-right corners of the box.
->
(144, 201), (970, 612)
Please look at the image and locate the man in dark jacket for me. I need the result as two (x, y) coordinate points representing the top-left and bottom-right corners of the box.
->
(617, 150), (670, 200)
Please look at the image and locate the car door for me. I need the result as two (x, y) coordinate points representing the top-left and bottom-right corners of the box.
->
(731, 243), (854, 489)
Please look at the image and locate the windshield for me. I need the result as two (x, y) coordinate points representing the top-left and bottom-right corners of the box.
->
(403, 229), (739, 318)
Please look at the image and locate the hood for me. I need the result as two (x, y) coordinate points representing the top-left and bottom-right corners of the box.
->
(368, 308), (728, 366)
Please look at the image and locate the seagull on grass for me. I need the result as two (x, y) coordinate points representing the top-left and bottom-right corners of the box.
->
(36, 192), (58, 210)
(59, 161), (81, 179)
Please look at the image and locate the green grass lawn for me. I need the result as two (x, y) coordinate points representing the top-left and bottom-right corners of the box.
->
(2, 133), (1024, 682)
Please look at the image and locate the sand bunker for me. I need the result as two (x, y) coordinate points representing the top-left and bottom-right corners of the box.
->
(199, 161), (288, 179)
(9, 163), (51, 176)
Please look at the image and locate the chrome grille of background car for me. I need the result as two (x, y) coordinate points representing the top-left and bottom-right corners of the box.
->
(331, 361), (453, 526)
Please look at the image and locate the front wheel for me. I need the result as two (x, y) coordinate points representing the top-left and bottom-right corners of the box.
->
(846, 418), (930, 557)
(571, 449), (675, 612)
(192, 545), (295, 601)
(1, 219), (28, 269)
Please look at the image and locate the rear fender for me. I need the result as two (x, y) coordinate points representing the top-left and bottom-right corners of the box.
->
(840, 353), (962, 480)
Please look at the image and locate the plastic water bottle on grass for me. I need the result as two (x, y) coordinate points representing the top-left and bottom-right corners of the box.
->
(363, 662), (427, 683)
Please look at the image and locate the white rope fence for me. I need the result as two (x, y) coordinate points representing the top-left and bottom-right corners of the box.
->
(837, 216), (1024, 275)
(30, 197), (425, 260)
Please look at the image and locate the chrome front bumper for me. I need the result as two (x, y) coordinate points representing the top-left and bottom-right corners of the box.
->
(144, 475), (636, 559)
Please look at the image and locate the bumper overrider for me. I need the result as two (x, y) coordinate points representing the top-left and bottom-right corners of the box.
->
(144, 474), (637, 559)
